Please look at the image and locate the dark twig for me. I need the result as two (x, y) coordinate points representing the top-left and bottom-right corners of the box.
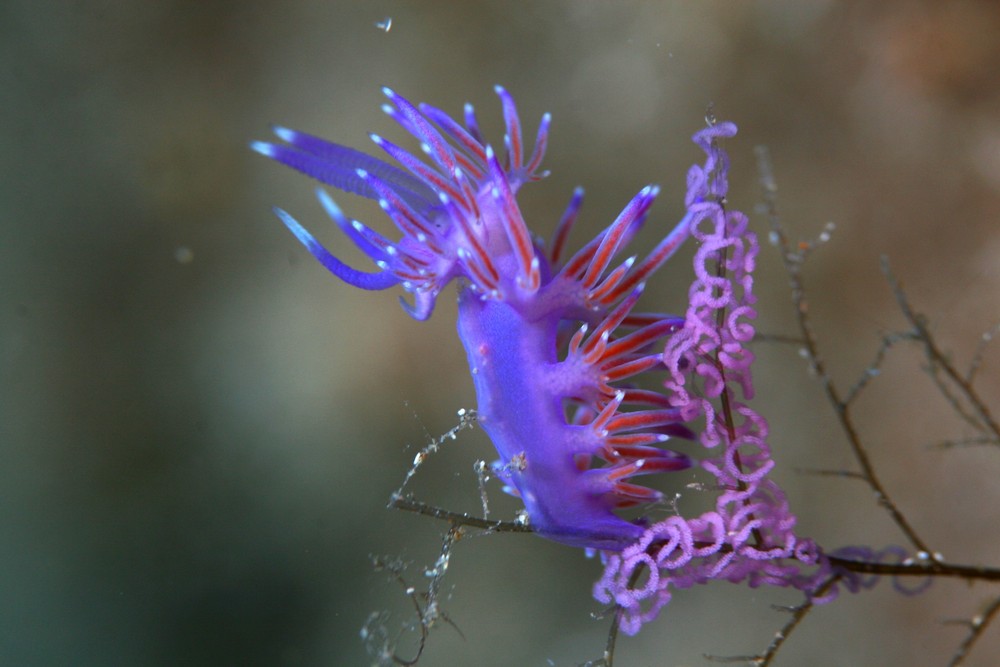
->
(601, 603), (624, 667)
(393, 495), (1000, 584)
(388, 494), (532, 534)
(704, 580), (842, 666)
(947, 594), (1000, 667)
(794, 467), (867, 482)
(709, 192), (765, 549)
(756, 576), (842, 667)
(367, 555), (431, 666)
(926, 359), (986, 433)
(579, 567), (643, 667)
(882, 258), (1000, 448)
(842, 330), (918, 406)
(827, 556), (1000, 582)
(930, 436), (999, 450)
(755, 146), (932, 557)
(365, 527), (465, 666)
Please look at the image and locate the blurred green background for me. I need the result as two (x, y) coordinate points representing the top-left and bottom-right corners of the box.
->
(3, 1), (999, 665)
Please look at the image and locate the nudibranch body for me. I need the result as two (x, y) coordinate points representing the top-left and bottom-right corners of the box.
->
(253, 86), (696, 550)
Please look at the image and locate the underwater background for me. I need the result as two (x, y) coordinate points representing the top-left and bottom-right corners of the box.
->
(3, 2), (1000, 665)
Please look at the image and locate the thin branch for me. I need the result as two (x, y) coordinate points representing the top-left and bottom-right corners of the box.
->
(882, 258), (1000, 447)
(710, 194), (764, 549)
(472, 459), (491, 519)
(930, 436), (1000, 450)
(365, 527), (465, 666)
(705, 581), (844, 665)
(394, 495), (1000, 584)
(601, 606), (624, 667)
(842, 330), (918, 406)
(756, 576), (842, 666)
(580, 566), (646, 667)
(395, 408), (479, 497)
(827, 556), (1000, 582)
(368, 555), (431, 666)
(389, 494), (532, 534)
(363, 410), (489, 666)
(926, 358), (987, 433)
(947, 594), (1000, 667)
(794, 467), (867, 481)
(755, 146), (932, 556)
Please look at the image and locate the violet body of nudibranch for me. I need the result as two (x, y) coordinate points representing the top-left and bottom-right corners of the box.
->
(253, 86), (699, 550)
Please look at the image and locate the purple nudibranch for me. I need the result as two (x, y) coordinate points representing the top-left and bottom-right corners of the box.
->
(253, 86), (697, 550)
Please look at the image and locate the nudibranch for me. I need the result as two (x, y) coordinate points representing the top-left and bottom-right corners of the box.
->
(253, 86), (697, 550)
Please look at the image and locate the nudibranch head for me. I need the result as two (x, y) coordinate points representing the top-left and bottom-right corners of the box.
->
(254, 86), (697, 550)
